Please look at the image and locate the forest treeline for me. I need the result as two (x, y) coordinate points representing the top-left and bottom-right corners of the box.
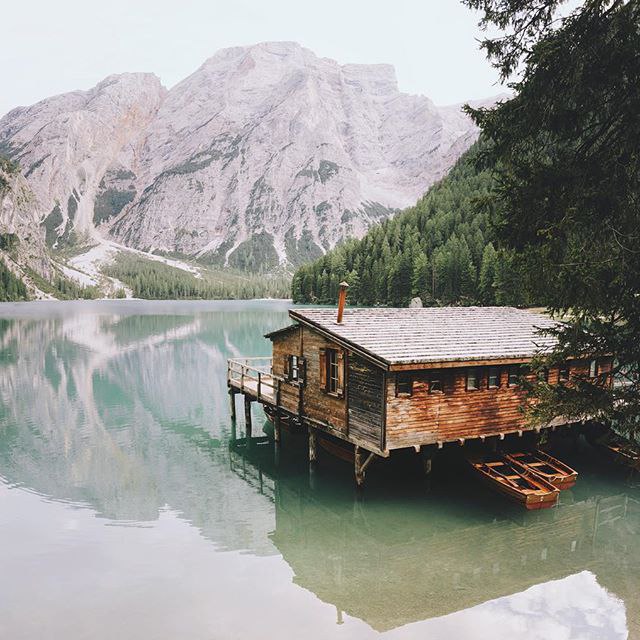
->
(0, 261), (28, 301)
(291, 142), (530, 307)
(105, 253), (291, 300)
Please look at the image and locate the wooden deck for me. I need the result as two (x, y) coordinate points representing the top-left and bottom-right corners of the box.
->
(227, 358), (281, 405)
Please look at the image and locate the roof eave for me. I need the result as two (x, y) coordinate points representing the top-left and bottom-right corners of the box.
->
(264, 323), (300, 340)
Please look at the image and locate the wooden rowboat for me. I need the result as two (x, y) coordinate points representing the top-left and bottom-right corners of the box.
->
(504, 450), (578, 490)
(601, 436), (640, 471)
(468, 457), (559, 510)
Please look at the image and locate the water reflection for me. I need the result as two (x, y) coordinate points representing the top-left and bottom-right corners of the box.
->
(0, 301), (636, 639)
(232, 438), (637, 637)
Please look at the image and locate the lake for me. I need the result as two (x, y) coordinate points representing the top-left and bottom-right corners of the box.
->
(0, 300), (637, 640)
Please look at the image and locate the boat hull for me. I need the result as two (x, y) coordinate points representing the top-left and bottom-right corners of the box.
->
(469, 457), (559, 510)
(505, 451), (578, 491)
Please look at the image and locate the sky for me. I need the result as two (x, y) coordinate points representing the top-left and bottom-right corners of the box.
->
(0, 0), (504, 118)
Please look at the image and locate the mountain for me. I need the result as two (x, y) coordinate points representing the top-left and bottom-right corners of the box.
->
(0, 42), (491, 294)
(291, 141), (530, 308)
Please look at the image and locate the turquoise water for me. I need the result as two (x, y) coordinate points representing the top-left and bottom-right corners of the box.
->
(0, 300), (637, 640)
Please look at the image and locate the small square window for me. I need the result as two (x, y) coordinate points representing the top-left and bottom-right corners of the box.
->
(488, 367), (500, 389)
(537, 368), (549, 383)
(396, 373), (413, 396)
(507, 366), (520, 387)
(467, 368), (480, 391)
(559, 365), (570, 382)
(429, 376), (443, 393)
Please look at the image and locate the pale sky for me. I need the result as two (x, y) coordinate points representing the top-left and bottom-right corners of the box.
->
(1, 0), (504, 118)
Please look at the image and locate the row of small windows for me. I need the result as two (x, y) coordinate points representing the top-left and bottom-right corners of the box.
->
(395, 361), (599, 397)
(286, 349), (608, 397)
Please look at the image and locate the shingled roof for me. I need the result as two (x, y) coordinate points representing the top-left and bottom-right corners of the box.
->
(288, 307), (557, 367)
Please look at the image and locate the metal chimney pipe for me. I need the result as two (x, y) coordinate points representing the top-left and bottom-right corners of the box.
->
(337, 281), (349, 324)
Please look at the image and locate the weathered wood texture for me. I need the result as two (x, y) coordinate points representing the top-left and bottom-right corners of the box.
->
(300, 326), (347, 432)
(271, 327), (300, 377)
(385, 362), (601, 449)
(290, 307), (557, 366)
(271, 327), (301, 414)
(348, 355), (384, 449)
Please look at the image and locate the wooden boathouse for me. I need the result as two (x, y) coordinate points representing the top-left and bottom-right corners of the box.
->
(228, 288), (609, 486)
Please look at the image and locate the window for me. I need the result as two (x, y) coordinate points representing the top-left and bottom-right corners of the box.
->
(328, 350), (339, 393)
(559, 364), (570, 383)
(466, 368), (480, 391)
(507, 366), (519, 387)
(429, 375), (443, 393)
(289, 355), (299, 381)
(537, 368), (549, 383)
(488, 367), (500, 389)
(320, 347), (344, 397)
(396, 373), (413, 396)
(589, 359), (599, 379)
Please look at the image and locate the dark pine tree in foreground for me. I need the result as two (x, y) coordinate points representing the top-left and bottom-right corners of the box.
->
(463, 0), (640, 432)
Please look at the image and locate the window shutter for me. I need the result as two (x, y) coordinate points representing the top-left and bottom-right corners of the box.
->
(319, 348), (327, 390)
(283, 355), (289, 379)
(337, 350), (345, 397)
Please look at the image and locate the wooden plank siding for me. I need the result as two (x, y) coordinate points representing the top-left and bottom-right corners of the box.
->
(347, 355), (385, 449)
(270, 326), (302, 414)
(385, 360), (609, 449)
(300, 326), (348, 433)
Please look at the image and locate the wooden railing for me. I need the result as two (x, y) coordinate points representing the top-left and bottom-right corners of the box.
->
(227, 357), (282, 404)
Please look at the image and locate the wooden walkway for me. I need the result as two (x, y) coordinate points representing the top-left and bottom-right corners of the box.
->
(227, 358), (280, 405)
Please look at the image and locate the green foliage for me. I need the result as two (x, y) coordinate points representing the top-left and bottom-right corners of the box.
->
(104, 253), (290, 300)
(42, 204), (64, 247)
(464, 0), (640, 430)
(93, 188), (136, 225)
(227, 232), (280, 273)
(0, 233), (19, 253)
(292, 142), (526, 307)
(22, 266), (99, 300)
(0, 262), (28, 301)
(0, 155), (20, 195)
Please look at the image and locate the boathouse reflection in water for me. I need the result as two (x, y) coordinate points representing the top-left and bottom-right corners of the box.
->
(230, 432), (639, 635)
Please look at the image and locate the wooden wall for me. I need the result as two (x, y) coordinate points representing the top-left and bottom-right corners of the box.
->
(269, 325), (348, 433)
(348, 355), (385, 449)
(300, 327), (348, 433)
(385, 360), (608, 449)
(271, 328), (301, 414)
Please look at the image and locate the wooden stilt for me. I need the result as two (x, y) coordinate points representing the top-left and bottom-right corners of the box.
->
(308, 428), (317, 464)
(274, 411), (281, 443)
(229, 389), (236, 421)
(354, 446), (376, 487)
(244, 396), (252, 438)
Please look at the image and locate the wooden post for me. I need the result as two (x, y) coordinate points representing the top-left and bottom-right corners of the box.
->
(244, 396), (252, 438)
(308, 428), (317, 464)
(229, 389), (236, 421)
(274, 411), (281, 443)
(421, 444), (436, 476)
(355, 447), (365, 487)
(354, 447), (377, 487)
(273, 410), (281, 465)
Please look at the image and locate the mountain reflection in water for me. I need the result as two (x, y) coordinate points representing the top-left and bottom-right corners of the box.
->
(0, 301), (636, 640)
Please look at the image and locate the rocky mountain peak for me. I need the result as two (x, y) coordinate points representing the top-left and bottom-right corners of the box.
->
(0, 42), (489, 273)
